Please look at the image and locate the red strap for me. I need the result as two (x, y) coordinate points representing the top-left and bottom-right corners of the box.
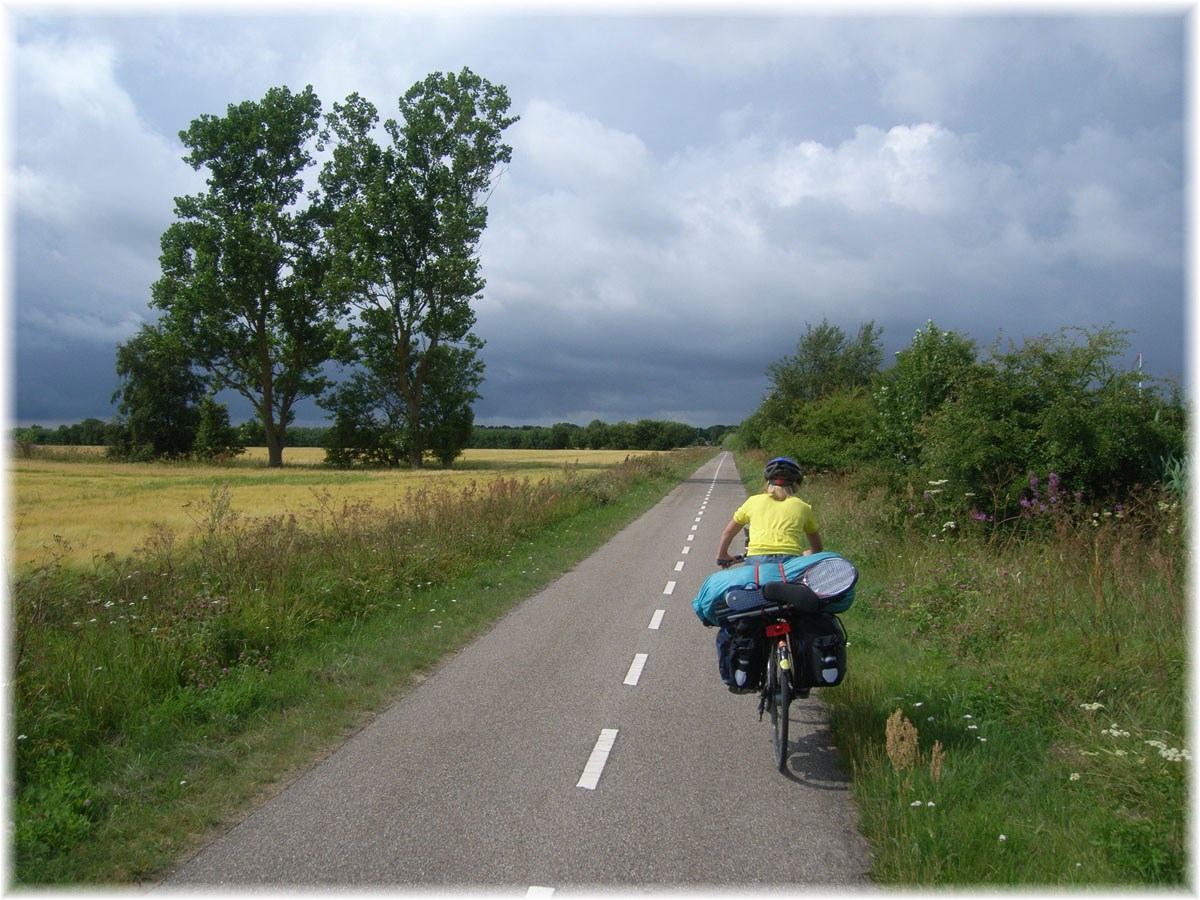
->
(754, 563), (788, 585)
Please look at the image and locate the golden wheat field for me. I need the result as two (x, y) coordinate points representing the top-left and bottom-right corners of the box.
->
(9, 448), (644, 570)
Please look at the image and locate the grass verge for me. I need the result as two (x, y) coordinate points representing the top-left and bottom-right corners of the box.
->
(729, 451), (1186, 886)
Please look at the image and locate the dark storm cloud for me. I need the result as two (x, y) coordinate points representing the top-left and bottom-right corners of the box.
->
(9, 9), (1187, 428)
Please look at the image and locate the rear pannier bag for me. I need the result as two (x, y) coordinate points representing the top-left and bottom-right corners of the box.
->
(789, 613), (847, 689)
(717, 621), (765, 691)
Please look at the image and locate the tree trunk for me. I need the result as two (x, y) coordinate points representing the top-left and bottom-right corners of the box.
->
(264, 418), (284, 468)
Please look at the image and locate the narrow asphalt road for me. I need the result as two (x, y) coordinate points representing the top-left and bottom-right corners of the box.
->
(165, 451), (873, 890)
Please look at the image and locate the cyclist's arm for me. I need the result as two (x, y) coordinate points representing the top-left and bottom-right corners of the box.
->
(805, 529), (823, 555)
(716, 518), (742, 565)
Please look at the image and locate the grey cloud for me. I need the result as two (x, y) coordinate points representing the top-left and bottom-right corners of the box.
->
(9, 12), (1186, 430)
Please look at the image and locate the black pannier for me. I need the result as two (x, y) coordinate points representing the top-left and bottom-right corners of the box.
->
(789, 613), (847, 689)
(718, 620), (765, 691)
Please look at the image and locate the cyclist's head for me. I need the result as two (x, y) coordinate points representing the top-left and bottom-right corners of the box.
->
(764, 456), (803, 488)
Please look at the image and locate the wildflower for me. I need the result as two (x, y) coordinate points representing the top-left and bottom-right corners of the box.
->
(967, 724), (978, 730)
(910, 800), (923, 808)
(1069, 773), (1081, 781)
(928, 479), (949, 486)
(1079, 702), (1104, 711)
(16, 734), (26, 741)
(999, 835), (1007, 842)
(926, 802), (936, 808)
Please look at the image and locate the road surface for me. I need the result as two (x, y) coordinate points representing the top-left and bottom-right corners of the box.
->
(166, 451), (873, 890)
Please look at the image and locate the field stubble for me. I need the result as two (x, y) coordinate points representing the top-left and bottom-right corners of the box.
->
(11, 448), (639, 570)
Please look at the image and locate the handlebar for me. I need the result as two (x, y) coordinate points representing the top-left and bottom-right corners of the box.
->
(717, 555), (745, 569)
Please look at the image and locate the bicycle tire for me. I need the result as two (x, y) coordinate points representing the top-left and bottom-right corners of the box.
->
(762, 645), (778, 745)
(772, 639), (792, 772)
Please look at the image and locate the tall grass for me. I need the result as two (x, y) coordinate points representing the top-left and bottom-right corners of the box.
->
(732, 453), (1186, 886)
(12, 449), (712, 884)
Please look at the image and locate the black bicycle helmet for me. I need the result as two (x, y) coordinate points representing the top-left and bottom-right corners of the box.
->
(764, 456), (803, 486)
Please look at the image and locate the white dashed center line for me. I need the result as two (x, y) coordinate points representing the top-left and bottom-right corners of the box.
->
(577, 728), (619, 790)
(648, 609), (665, 629)
(624, 653), (649, 685)
(663, 581), (676, 595)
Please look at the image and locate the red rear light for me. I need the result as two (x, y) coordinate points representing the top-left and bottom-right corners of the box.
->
(765, 622), (790, 638)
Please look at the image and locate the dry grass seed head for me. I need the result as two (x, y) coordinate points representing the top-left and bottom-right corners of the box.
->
(886, 708), (920, 773)
(930, 739), (945, 784)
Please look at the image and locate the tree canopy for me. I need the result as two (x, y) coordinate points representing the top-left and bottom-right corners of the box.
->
(109, 323), (207, 460)
(151, 84), (337, 467)
(319, 68), (517, 467)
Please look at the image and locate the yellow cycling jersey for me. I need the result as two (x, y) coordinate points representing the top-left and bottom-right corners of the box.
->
(733, 493), (820, 556)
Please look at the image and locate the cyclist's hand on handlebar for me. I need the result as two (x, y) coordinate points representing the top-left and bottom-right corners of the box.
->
(717, 555), (742, 569)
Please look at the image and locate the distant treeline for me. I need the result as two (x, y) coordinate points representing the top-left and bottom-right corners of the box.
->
(13, 419), (733, 453)
(470, 421), (732, 450)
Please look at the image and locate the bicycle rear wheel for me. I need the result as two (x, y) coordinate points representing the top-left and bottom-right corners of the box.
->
(771, 640), (792, 772)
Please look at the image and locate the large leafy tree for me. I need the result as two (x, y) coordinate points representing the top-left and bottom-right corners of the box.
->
(320, 68), (517, 468)
(109, 322), (207, 459)
(151, 85), (336, 467)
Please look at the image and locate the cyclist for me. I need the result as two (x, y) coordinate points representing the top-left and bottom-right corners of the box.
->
(711, 456), (822, 691)
(716, 456), (822, 567)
